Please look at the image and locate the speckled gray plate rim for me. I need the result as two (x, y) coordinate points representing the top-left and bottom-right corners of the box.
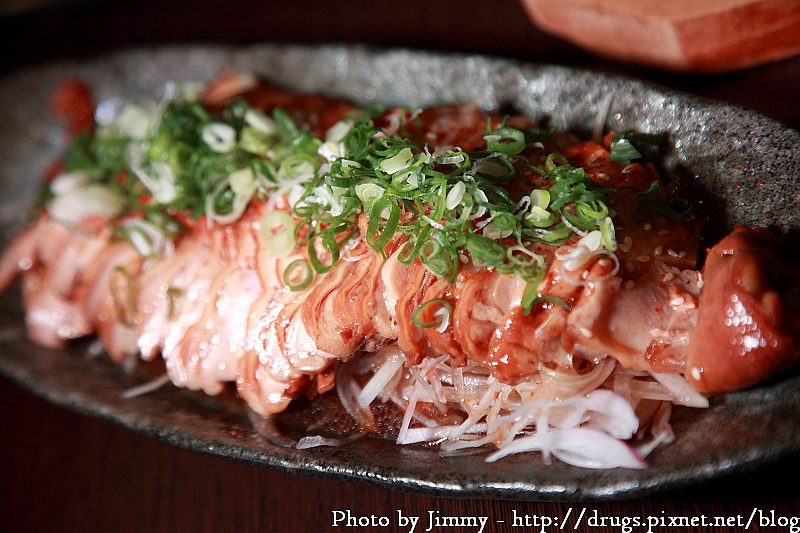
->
(0, 43), (798, 502)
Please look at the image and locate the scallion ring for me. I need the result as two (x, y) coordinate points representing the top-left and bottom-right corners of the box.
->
(466, 233), (506, 267)
(308, 232), (340, 274)
(411, 298), (453, 330)
(283, 259), (314, 291)
(366, 196), (400, 254)
(484, 126), (526, 155)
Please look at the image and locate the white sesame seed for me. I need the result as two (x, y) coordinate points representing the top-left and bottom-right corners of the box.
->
(644, 223), (653, 231)
(663, 272), (675, 282)
(580, 327), (594, 338)
(654, 245), (663, 255)
(624, 280), (635, 289)
(667, 249), (678, 257)
(637, 255), (650, 262)
(657, 229), (670, 236)
(670, 297), (685, 307)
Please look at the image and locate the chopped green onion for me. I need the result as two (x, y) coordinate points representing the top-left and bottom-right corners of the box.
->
(379, 147), (415, 175)
(545, 153), (569, 172)
(599, 216), (617, 251)
(50, 78), (684, 294)
(411, 298), (452, 330)
(202, 122), (236, 153)
(445, 181), (466, 210)
(466, 233), (506, 267)
(109, 265), (137, 327)
(366, 197), (400, 254)
(283, 259), (314, 291)
(260, 210), (297, 258)
(631, 181), (684, 223)
(530, 189), (550, 209)
(485, 126), (526, 155)
(307, 232), (341, 274)
(609, 135), (642, 163)
(355, 183), (385, 212)
(528, 295), (572, 312)
(520, 269), (545, 314)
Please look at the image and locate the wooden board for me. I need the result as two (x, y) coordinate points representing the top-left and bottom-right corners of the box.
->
(520, 0), (800, 72)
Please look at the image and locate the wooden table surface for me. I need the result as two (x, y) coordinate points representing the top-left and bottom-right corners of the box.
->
(2, 1), (799, 532)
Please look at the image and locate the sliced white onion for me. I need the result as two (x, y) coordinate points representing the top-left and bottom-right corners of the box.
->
(550, 428), (647, 469)
(245, 108), (277, 135)
(120, 373), (171, 399)
(325, 120), (353, 143)
(487, 427), (647, 469)
(651, 372), (709, 408)
(357, 347), (405, 407)
(379, 147), (414, 174)
(396, 384), (420, 445)
(398, 425), (484, 445)
(557, 250), (620, 286)
(114, 104), (152, 140)
(318, 140), (344, 161)
(127, 143), (178, 204)
(581, 389), (640, 439)
(341, 236), (367, 262)
(123, 218), (174, 257)
(408, 368), (448, 414)
(49, 170), (91, 196)
(48, 184), (124, 226)
(439, 152), (465, 165)
(228, 167), (255, 195)
(296, 434), (363, 449)
(202, 122), (236, 153)
(635, 427), (672, 459)
(336, 362), (377, 431)
(445, 181), (466, 210)
(540, 358), (616, 398)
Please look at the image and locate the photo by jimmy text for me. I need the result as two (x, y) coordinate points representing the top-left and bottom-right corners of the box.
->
(330, 507), (800, 533)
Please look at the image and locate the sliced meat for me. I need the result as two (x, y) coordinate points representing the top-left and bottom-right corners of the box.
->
(566, 260), (702, 373)
(686, 226), (799, 393)
(0, 218), (112, 347)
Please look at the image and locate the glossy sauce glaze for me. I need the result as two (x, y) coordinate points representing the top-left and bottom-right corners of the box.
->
(0, 75), (798, 463)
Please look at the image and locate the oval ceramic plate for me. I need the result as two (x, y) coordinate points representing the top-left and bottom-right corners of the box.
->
(0, 44), (799, 501)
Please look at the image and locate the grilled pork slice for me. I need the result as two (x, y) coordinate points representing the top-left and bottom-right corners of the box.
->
(686, 226), (800, 393)
(2, 198), (797, 414)
(0, 216), (141, 350)
(1, 79), (798, 423)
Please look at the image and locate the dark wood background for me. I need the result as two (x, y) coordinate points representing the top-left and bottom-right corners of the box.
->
(1, 1), (799, 532)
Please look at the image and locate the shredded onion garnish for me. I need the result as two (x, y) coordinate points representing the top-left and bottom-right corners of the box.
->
(120, 373), (172, 399)
(332, 348), (679, 468)
(42, 74), (707, 469)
